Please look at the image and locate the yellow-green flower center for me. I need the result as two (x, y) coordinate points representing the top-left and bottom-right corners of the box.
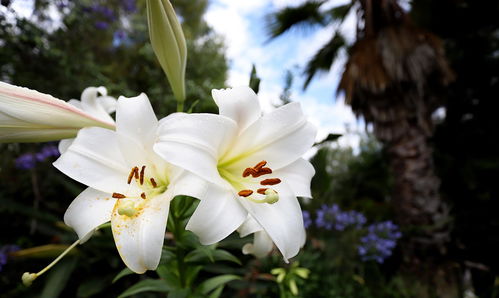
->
(218, 160), (281, 205)
(113, 165), (168, 217)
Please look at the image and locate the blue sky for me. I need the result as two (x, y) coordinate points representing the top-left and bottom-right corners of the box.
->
(205, 0), (361, 146)
(7, 0), (362, 146)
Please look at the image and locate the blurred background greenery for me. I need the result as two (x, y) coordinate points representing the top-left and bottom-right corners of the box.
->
(0, 0), (498, 297)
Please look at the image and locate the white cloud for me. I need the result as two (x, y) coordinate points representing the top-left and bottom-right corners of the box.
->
(206, 0), (359, 148)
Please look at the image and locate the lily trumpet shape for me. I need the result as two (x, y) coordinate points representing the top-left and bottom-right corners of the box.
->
(0, 82), (115, 143)
(53, 94), (201, 273)
(58, 86), (117, 154)
(154, 86), (317, 261)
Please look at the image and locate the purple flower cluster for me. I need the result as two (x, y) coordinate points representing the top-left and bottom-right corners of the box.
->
(15, 144), (60, 170)
(315, 204), (366, 231)
(302, 204), (402, 263)
(0, 245), (20, 272)
(83, 2), (136, 30)
(302, 211), (312, 229)
(358, 221), (402, 263)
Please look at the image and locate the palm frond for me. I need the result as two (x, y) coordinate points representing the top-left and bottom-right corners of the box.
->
(266, 0), (326, 39)
(327, 3), (353, 23)
(303, 33), (346, 89)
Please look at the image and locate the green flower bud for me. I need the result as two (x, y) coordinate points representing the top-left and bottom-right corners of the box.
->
(146, 0), (187, 103)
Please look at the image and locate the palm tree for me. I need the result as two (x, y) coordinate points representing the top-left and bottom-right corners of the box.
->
(268, 0), (454, 271)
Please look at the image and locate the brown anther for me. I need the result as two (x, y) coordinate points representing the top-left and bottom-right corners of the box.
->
(150, 178), (157, 188)
(139, 166), (145, 185)
(254, 160), (267, 171)
(257, 188), (268, 195)
(127, 168), (135, 184)
(238, 190), (253, 197)
(253, 167), (272, 177)
(133, 166), (139, 179)
(112, 192), (126, 199)
(140, 192), (147, 200)
(260, 178), (281, 185)
(242, 167), (257, 178)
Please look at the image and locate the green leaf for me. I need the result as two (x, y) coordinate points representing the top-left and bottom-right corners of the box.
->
(156, 265), (181, 289)
(267, 0), (326, 39)
(117, 279), (171, 298)
(303, 34), (346, 88)
(184, 245), (215, 263)
(187, 99), (199, 113)
(249, 64), (261, 94)
(40, 257), (77, 298)
(197, 275), (241, 295)
(77, 277), (109, 297)
(212, 249), (242, 265)
(314, 133), (342, 146)
(112, 268), (134, 284)
(185, 265), (203, 287)
(208, 285), (225, 298)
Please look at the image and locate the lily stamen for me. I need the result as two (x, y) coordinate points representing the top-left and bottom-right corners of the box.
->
(133, 166), (139, 179)
(127, 167), (136, 184)
(140, 192), (146, 200)
(150, 178), (157, 188)
(22, 239), (81, 287)
(112, 192), (126, 199)
(254, 160), (267, 171)
(260, 178), (281, 185)
(238, 190), (253, 197)
(139, 166), (146, 185)
(257, 188), (268, 195)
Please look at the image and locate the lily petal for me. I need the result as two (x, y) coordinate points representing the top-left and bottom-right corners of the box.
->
(80, 87), (116, 124)
(111, 192), (171, 273)
(64, 187), (115, 242)
(0, 82), (115, 142)
(238, 215), (263, 237)
(212, 86), (261, 132)
(238, 182), (305, 262)
(154, 113), (238, 187)
(116, 94), (158, 148)
(220, 102), (317, 171)
(242, 230), (274, 258)
(186, 182), (247, 244)
(53, 127), (130, 194)
(272, 158), (315, 198)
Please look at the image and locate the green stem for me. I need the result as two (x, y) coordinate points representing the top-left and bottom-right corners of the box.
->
(177, 100), (184, 113)
(172, 206), (186, 288)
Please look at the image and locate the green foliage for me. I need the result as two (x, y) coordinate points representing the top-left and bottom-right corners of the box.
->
(309, 135), (393, 218)
(267, 0), (326, 39)
(249, 64), (261, 94)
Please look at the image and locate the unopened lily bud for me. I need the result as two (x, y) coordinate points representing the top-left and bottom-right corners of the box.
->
(146, 0), (187, 103)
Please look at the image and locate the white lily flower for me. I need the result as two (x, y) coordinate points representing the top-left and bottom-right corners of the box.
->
(58, 86), (117, 154)
(0, 82), (115, 143)
(53, 94), (202, 273)
(154, 86), (317, 261)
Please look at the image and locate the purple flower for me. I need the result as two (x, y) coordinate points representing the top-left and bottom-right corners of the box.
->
(0, 245), (20, 272)
(95, 21), (110, 30)
(15, 144), (60, 169)
(357, 221), (402, 263)
(315, 204), (366, 231)
(122, 0), (136, 13)
(303, 211), (312, 229)
(15, 154), (36, 170)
